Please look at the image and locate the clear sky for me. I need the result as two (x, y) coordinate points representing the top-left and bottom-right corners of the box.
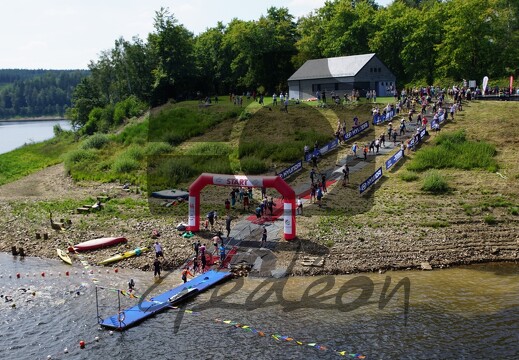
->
(0, 0), (392, 70)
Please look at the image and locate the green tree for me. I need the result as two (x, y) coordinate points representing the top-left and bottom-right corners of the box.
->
(434, 0), (496, 80)
(147, 8), (194, 105)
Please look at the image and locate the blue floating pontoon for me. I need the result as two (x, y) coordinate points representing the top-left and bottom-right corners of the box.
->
(99, 270), (232, 331)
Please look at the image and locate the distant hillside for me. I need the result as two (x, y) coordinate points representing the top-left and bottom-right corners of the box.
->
(0, 69), (89, 119)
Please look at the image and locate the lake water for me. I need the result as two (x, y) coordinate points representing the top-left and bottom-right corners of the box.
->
(0, 253), (517, 359)
(0, 120), (72, 155)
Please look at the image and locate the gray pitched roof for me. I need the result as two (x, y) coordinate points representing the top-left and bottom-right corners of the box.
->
(288, 53), (376, 81)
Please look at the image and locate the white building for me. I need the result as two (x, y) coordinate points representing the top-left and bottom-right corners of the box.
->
(288, 53), (396, 100)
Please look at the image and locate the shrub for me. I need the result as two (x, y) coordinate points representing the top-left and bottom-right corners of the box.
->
(240, 156), (269, 174)
(145, 142), (173, 156)
(125, 145), (146, 161)
(64, 149), (97, 173)
(65, 149), (96, 164)
(421, 170), (450, 194)
(81, 133), (110, 150)
(112, 156), (140, 173)
(53, 124), (64, 136)
(399, 170), (419, 182)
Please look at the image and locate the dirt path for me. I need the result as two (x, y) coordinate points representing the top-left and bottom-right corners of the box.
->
(0, 164), (116, 200)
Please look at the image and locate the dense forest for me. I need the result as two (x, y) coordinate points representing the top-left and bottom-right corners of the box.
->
(0, 69), (89, 119)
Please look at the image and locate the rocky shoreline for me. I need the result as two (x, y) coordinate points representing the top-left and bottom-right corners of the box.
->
(0, 165), (517, 277)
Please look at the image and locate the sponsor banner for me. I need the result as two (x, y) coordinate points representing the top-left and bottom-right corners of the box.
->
(385, 149), (403, 170)
(373, 110), (395, 125)
(278, 160), (303, 180)
(320, 138), (339, 156)
(420, 127), (427, 139)
(305, 139), (340, 162)
(438, 113), (445, 123)
(359, 167), (383, 194)
(283, 203), (292, 235)
(213, 174), (263, 187)
(188, 196), (196, 226)
(482, 76), (489, 94)
(344, 121), (369, 142)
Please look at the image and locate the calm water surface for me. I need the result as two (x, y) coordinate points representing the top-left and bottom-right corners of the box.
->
(0, 120), (71, 155)
(0, 254), (517, 359)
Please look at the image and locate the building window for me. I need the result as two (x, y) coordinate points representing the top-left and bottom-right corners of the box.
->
(370, 68), (373, 73)
(378, 68), (381, 72)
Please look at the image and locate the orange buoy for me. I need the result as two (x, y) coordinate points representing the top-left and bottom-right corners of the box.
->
(114, 268), (118, 273)
(65, 271), (69, 276)
(41, 272), (45, 277)
(16, 273), (20, 278)
(79, 340), (85, 349)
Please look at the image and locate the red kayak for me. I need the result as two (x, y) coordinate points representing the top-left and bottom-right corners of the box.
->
(69, 237), (127, 252)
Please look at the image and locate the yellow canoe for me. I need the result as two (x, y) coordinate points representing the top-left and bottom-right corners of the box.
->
(57, 248), (72, 265)
(98, 247), (150, 266)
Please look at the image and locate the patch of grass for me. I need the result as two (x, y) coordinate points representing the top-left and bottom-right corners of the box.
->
(0, 136), (75, 186)
(421, 170), (450, 194)
(510, 207), (519, 216)
(238, 110), (252, 121)
(408, 130), (498, 172)
(239, 156), (269, 174)
(399, 170), (419, 182)
(423, 220), (450, 228)
(325, 239), (335, 248)
(461, 203), (476, 216)
(484, 215), (497, 225)
(185, 142), (231, 156)
(479, 196), (512, 208)
(145, 142), (173, 156)
(149, 105), (238, 146)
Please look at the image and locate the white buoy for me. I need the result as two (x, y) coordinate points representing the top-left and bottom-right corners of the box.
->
(64, 347), (68, 353)
(47, 356), (52, 359)
(58, 273), (61, 276)
(75, 271), (78, 275)
(95, 336), (100, 342)
(106, 270), (109, 273)
(109, 331), (114, 335)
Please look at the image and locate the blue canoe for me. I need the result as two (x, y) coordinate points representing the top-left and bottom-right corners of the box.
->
(99, 270), (232, 330)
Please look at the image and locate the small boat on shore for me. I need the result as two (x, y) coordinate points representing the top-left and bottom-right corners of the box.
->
(57, 248), (72, 265)
(98, 246), (150, 265)
(69, 237), (127, 252)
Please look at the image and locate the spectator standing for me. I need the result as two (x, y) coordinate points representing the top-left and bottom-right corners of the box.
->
(154, 241), (164, 258)
(342, 165), (349, 187)
(153, 258), (161, 278)
(296, 197), (303, 215)
(261, 226), (267, 247)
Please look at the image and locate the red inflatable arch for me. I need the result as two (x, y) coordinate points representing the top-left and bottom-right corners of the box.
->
(187, 173), (296, 240)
